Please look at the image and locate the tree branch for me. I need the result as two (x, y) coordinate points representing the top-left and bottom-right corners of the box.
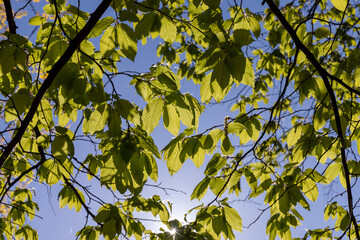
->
(3, 0), (17, 33)
(63, 176), (96, 220)
(0, 0), (114, 169)
(1, 0), (49, 206)
(327, 73), (360, 97)
(262, 0), (359, 238)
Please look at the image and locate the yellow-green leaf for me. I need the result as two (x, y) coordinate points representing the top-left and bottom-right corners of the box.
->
(142, 97), (164, 133)
(330, 0), (347, 11)
(163, 104), (180, 136)
(160, 16), (177, 43)
(191, 177), (210, 200)
(200, 73), (212, 103)
(302, 179), (318, 202)
(324, 161), (342, 183)
(116, 23), (138, 61)
(287, 127), (301, 148)
(224, 206), (242, 232)
(82, 104), (109, 135)
(100, 26), (116, 56)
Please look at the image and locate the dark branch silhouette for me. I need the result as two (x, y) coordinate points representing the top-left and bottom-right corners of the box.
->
(0, 0), (114, 169)
(262, 0), (359, 238)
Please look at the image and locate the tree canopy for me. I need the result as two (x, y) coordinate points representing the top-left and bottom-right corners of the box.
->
(1, 0), (360, 239)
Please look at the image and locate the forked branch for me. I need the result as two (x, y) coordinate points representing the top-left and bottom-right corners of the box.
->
(0, 0), (114, 169)
(262, 0), (359, 238)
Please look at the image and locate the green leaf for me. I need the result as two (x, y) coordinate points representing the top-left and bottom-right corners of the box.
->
(103, 219), (117, 240)
(38, 99), (53, 127)
(203, 0), (220, 9)
(114, 99), (140, 125)
(330, 114), (347, 137)
(211, 60), (230, 91)
(192, 145), (205, 168)
(5, 88), (31, 122)
(248, 17), (261, 38)
(100, 26), (116, 56)
(29, 16), (46, 25)
(157, 67), (179, 91)
(36, 135), (49, 147)
(191, 177), (210, 200)
(278, 190), (290, 214)
(200, 73), (212, 103)
(339, 211), (350, 231)
(204, 153), (226, 176)
(210, 177), (226, 196)
(225, 54), (246, 84)
(324, 202), (337, 221)
(142, 97), (164, 133)
(224, 206), (242, 232)
(88, 16), (114, 38)
(287, 127), (301, 148)
(158, 205), (170, 222)
(302, 178), (318, 202)
(195, 47), (221, 74)
(163, 104), (180, 136)
(164, 143), (183, 175)
(243, 58), (255, 86)
(324, 161), (342, 183)
(100, 156), (118, 184)
(39, 161), (60, 185)
(135, 12), (160, 39)
(180, 138), (197, 159)
(58, 186), (85, 212)
(83, 104), (109, 135)
(335, 205), (350, 231)
(135, 128), (161, 159)
(51, 136), (67, 160)
(330, 0), (347, 11)
(221, 135), (234, 155)
(0, 46), (16, 76)
(314, 27), (331, 39)
(314, 105), (329, 131)
(116, 23), (138, 61)
(211, 70), (231, 103)
(227, 122), (245, 134)
(212, 215), (226, 236)
(207, 129), (224, 150)
(160, 16), (177, 43)
(108, 110), (122, 138)
(130, 154), (145, 185)
(120, 136), (137, 163)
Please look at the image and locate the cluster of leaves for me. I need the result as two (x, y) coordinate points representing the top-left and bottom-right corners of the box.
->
(1, 0), (360, 239)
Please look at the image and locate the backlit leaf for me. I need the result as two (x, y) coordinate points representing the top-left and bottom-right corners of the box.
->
(302, 178), (318, 202)
(163, 104), (180, 136)
(142, 97), (164, 133)
(330, 0), (347, 11)
(324, 161), (342, 183)
(224, 206), (242, 232)
(116, 23), (138, 61)
(314, 27), (331, 39)
(160, 16), (177, 43)
(88, 16), (114, 39)
(83, 104), (109, 135)
(100, 26), (116, 56)
(191, 177), (210, 200)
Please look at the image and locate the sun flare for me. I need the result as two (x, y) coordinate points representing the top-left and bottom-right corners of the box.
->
(169, 229), (176, 235)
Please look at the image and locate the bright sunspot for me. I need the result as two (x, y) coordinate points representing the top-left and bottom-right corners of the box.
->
(169, 229), (176, 235)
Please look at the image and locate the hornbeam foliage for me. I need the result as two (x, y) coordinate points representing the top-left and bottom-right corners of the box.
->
(1, 0), (360, 239)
